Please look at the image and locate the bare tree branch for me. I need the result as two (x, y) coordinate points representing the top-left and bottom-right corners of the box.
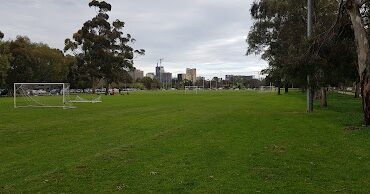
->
(355, 0), (368, 6)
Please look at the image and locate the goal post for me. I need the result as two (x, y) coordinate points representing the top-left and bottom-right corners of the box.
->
(185, 86), (203, 94)
(68, 95), (102, 103)
(13, 83), (75, 109)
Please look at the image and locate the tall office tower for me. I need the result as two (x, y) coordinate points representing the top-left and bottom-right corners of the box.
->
(186, 68), (197, 83)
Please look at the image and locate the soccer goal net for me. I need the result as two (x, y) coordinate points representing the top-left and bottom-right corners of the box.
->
(14, 83), (74, 109)
(185, 86), (203, 94)
(259, 86), (276, 92)
(68, 95), (102, 103)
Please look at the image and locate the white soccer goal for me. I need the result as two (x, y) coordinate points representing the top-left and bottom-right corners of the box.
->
(14, 83), (75, 109)
(259, 86), (276, 92)
(69, 95), (102, 103)
(185, 86), (203, 94)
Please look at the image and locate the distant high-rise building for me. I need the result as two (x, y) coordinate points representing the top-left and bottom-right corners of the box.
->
(146, 73), (155, 79)
(154, 64), (173, 83)
(161, 72), (172, 83)
(177, 73), (186, 81)
(129, 69), (144, 82)
(155, 65), (165, 80)
(186, 68), (197, 83)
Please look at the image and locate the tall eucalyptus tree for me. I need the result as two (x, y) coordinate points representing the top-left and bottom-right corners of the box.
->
(65, 1), (144, 94)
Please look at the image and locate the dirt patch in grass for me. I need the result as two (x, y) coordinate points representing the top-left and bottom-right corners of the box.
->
(75, 165), (88, 171)
(0, 184), (15, 192)
(344, 126), (361, 131)
(266, 144), (287, 154)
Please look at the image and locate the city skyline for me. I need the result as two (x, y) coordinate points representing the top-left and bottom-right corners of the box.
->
(136, 64), (257, 82)
(136, 61), (265, 80)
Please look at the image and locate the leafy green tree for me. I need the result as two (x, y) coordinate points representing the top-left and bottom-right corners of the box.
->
(304, 0), (369, 120)
(140, 77), (154, 90)
(341, 0), (370, 125)
(65, 0), (144, 94)
(314, 28), (358, 106)
(247, 0), (357, 107)
(247, 0), (310, 94)
(6, 36), (34, 84)
(6, 36), (72, 86)
(0, 31), (11, 87)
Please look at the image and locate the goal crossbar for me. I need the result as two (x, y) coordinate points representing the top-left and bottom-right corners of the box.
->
(14, 83), (75, 109)
(185, 86), (203, 94)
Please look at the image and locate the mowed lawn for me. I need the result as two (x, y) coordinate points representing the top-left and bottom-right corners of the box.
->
(1, 90), (370, 193)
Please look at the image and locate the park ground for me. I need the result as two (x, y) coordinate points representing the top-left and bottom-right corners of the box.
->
(1, 90), (370, 193)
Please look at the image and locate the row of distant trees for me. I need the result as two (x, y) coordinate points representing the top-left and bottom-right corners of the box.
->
(0, 1), (144, 95)
(130, 77), (264, 90)
(246, 0), (370, 124)
(0, 35), (73, 89)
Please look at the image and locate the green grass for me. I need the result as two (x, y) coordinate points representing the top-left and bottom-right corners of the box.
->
(1, 90), (370, 193)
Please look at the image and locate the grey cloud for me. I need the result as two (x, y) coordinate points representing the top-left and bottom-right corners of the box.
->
(0, 0), (267, 79)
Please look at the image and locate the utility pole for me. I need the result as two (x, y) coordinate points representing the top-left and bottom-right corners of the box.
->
(307, 0), (313, 112)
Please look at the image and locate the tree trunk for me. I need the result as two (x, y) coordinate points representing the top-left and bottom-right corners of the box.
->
(277, 86), (281, 95)
(346, 0), (370, 125)
(285, 84), (289, 93)
(91, 77), (96, 94)
(320, 87), (328, 107)
(105, 82), (110, 95)
(307, 76), (314, 112)
(363, 72), (370, 125)
(346, 1), (370, 125)
(314, 89), (321, 100)
(355, 81), (360, 98)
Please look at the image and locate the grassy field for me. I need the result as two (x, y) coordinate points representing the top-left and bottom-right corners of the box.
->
(1, 90), (370, 193)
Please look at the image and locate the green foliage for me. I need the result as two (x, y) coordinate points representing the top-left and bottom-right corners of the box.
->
(0, 35), (74, 89)
(140, 77), (154, 90)
(5, 36), (71, 86)
(65, 1), (145, 94)
(0, 31), (4, 40)
(247, 0), (357, 89)
(137, 77), (161, 90)
(132, 82), (145, 90)
(0, 91), (369, 192)
(0, 34), (11, 87)
(89, 0), (111, 11)
(247, 0), (308, 87)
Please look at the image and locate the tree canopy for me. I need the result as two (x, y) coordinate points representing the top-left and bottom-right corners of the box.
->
(5, 36), (71, 85)
(0, 31), (10, 87)
(247, 0), (358, 102)
(64, 0), (145, 94)
(247, 0), (370, 124)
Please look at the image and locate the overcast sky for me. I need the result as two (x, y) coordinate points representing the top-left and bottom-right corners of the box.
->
(0, 0), (267, 79)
